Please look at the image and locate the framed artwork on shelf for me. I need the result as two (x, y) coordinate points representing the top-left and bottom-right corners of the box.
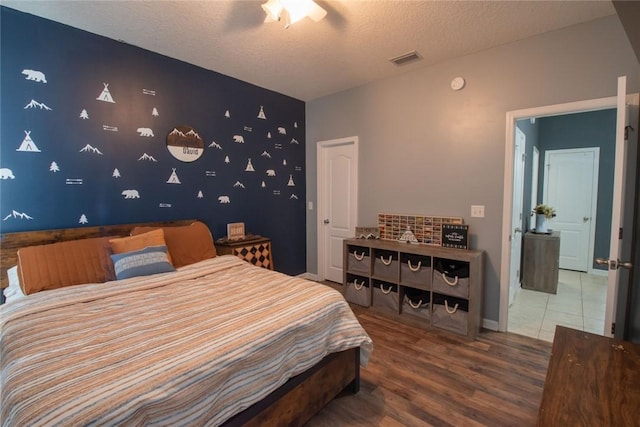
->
(442, 224), (469, 249)
(227, 222), (246, 241)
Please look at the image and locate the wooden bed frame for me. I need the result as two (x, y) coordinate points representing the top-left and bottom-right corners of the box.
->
(0, 220), (360, 426)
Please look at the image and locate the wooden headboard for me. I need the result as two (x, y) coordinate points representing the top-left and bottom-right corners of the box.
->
(0, 219), (197, 289)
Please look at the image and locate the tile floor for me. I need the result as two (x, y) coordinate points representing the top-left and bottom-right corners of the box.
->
(508, 269), (608, 342)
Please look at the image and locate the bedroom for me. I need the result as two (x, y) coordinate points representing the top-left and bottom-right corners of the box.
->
(1, 1), (640, 425)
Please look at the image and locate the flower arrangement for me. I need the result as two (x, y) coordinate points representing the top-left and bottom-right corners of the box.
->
(533, 204), (556, 219)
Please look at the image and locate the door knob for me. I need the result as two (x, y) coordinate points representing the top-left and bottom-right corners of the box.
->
(514, 228), (522, 233)
(583, 216), (590, 222)
(323, 219), (330, 224)
(595, 258), (633, 270)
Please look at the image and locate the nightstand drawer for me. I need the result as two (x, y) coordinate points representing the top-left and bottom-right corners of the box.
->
(216, 237), (273, 270)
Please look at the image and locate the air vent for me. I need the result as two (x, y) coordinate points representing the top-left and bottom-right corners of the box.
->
(389, 50), (422, 66)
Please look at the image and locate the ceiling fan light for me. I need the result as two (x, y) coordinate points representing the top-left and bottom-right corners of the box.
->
(261, 0), (283, 22)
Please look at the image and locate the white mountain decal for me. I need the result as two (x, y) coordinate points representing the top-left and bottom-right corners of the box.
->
(3, 210), (34, 221)
(79, 144), (103, 155)
(209, 141), (222, 149)
(24, 99), (52, 110)
(185, 129), (201, 139)
(169, 128), (186, 137)
(138, 153), (158, 162)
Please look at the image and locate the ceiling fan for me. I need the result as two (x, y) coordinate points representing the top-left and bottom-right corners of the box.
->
(261, 0), (327, 29)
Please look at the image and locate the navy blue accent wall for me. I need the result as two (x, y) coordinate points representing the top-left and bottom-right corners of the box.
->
(0, 7), (307, 275)
(538, 109), (616, 271)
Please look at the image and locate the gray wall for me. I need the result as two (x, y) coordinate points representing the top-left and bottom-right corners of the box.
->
(305, 15), (640, 324)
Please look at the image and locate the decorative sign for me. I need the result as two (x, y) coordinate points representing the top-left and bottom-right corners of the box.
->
(442, 224), (469, 250)
(166, 125), (204, 162)
(227, 222), (246, 241)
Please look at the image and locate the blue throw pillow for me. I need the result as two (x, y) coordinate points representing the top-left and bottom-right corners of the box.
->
(111, 245), (175, 280)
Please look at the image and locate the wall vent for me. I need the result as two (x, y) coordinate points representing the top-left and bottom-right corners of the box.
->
(389, 50), (422, 66)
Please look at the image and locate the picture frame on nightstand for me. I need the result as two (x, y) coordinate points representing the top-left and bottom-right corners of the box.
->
(227, 222), (245, 241)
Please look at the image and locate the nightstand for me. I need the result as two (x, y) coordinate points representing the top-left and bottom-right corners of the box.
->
(215, 236), (273, 270)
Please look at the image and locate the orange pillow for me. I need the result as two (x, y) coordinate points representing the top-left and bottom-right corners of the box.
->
(130, 221), (216, 268)
(17, 237), (116, 295)
(109, 229), (173, 265)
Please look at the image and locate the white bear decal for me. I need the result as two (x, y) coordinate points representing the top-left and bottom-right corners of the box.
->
(266, 169), (276, 177)
(22, 69), (47, 83)
(137, 127), (154, 137)
(233, 135), (245, 143)
(0, 168), (15, 179)
(218, 195), (230, 204)
(121, 189), (140, 199)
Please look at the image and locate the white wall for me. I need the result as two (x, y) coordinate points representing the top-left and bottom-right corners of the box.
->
(305, 15), (640, 323)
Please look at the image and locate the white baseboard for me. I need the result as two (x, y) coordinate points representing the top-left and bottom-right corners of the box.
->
(297, 272), (319, 281)
(483, 318), (499, 331)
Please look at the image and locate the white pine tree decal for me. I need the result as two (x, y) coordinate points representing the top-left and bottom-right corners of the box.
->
(49, 161), (60, 172)
(79, 214), (88, 224)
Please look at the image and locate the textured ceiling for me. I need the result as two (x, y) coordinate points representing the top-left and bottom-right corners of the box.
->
(2, 1), (616, 101)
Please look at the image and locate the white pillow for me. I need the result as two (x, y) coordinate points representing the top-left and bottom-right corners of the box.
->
(3, 266), (26, 303)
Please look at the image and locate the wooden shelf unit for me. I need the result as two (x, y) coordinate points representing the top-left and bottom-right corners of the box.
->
(343, 238), (484, 340)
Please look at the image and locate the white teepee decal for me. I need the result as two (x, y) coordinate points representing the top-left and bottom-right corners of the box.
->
(224, 110), (230, 118)
(224, 155), (230, 164)
(257, 106), (267, 119)
(261, 181), (266, 188)
(287, 175), (295, 187)
(245, 159), (255, 172)
(96, 83), (115, 103)
(166, 168), (181, 184)
(17, 131), (41, 152)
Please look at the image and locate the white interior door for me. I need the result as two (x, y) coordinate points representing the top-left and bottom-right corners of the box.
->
(317, 137), (358, 283)
(603, 76), (631, 337)
(543, 148), (599, 272)
(509, 127), (526, 306)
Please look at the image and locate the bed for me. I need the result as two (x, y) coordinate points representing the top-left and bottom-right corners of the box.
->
(0, 220), (373, 426)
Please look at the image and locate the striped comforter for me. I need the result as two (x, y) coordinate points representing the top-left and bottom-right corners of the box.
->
(0, 255), (373, 426)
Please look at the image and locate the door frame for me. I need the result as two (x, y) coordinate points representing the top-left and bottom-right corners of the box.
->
(542, 147), (600, 273)
(500, 96), (617, 332)
(316, 136), (358, 282)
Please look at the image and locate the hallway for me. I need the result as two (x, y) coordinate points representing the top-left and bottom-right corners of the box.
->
(508, 269), (607, 342)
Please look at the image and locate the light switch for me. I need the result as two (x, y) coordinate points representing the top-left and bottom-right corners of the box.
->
(308, 201), (313, 211)
(471, 205), (485, 218)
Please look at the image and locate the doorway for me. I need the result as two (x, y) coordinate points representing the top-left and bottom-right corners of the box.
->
(500, 96), (621, 337)
(316, 136), (358, 283)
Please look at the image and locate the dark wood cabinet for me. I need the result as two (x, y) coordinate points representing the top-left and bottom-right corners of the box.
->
(522, 231), (560, 294)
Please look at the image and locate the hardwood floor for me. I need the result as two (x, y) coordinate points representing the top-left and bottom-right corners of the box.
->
(306, 303), (552, 426)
